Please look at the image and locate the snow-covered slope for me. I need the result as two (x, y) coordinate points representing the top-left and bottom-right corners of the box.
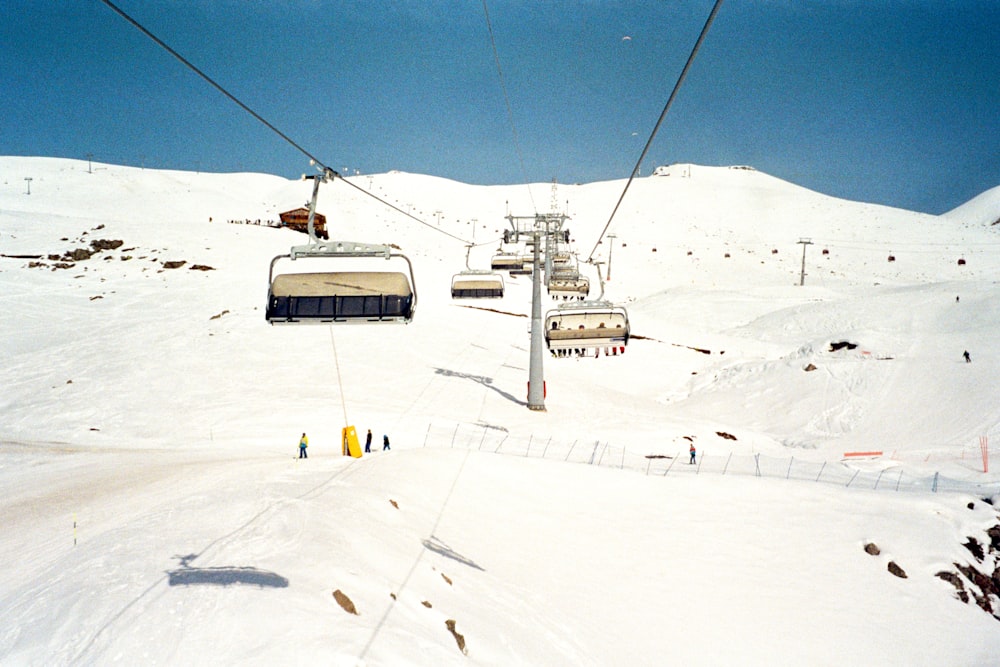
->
(945, 183), (1000, 227)
(2, 156), (999, 664)
(5, 157), (996, 455)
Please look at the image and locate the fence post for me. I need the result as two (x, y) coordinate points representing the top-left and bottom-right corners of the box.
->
(895, 469), (903, 492)
(645, 458), (652, 475)
(565, 440), (578, 462)
(494, 434), (507, 454)
(754, 453), (761, 477)
(542, 437), (552, 459)
(723, 452), (732, 475)
(846, 470), (859, 488)
(597, 442), (608, 467)
(696, 451), (703, 474)
(815, 461), (826, 482)
(423, 423), (432, 447)
(451, 424), (459, 448)
(621, 446), (626, 470)
(665, 452), (680, 475)
(873, 469), (885, 490)
(588, 441), (600, 465)
(525, 434), (533, 457)
(478, 426), (489, 450)
(932, 472), (939, 493)
(786, 457), (794, 480)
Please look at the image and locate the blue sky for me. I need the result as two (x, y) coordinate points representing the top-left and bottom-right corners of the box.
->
(2, 1), (997, 214)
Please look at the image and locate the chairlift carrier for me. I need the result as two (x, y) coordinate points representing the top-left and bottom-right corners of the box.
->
(510, 256), (534, 276)
(451, 244), (505, 298)
(546, 253), (590, 299)
(544, 301), (630, 350)
(451, 272), (505, 298)
(547, 273), (590, 300)
(491, 252), (523, 271)
(266, 172), (417, 324)
(543, 260), (628, 351)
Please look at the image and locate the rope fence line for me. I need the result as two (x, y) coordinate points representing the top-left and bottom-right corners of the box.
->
(419, 422), (1000, 497)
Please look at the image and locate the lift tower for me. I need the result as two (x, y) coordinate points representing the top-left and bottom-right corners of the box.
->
(506, 212), (569, 411)
(528, 230), (546, 410)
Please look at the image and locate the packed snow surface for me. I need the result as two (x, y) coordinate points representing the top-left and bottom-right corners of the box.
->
(2, 156), (1000, 665)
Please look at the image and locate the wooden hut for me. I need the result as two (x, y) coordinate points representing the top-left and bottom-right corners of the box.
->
(279, 207), (328, 239)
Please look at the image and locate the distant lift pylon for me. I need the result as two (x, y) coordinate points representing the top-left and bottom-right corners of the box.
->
(266, 169), (417, 324)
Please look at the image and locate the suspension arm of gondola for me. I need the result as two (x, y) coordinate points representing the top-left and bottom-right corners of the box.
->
(304, 174), (324, 243)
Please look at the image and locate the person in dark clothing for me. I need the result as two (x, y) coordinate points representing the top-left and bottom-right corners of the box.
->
(964, 350), (972, 363)
(365, 429), (372, 453)
(383, 434), (391, 451)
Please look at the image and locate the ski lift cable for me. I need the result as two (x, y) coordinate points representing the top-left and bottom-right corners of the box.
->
(585, 0), (725, 263)
(481, 0), (538, 214)
(469, 236), (505, 248)
(329, 328), (350, 427)
(336, 178), (471, 243)
(816, 238), (1000, 249)
(98, 0), (328, 174)
(97, 0), (473, 246)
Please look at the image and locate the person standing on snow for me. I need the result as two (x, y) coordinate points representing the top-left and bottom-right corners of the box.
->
(365, 429), (373, 453)
(299, 432), (309, 459)
(689, 442), (696, 465)
(383, 434), (391, 451)
(964, 350), (972, 363)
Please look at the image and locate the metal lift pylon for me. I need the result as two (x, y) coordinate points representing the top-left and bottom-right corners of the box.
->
(527, 229), (546, 411)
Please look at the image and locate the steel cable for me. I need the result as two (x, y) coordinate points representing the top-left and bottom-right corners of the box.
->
(586, 0), (725, 263)
(97, 0), (472, 245)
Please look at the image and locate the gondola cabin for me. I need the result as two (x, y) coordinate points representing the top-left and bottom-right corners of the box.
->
(451, 272), (505, 298)
(544, 304), (630, 352)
